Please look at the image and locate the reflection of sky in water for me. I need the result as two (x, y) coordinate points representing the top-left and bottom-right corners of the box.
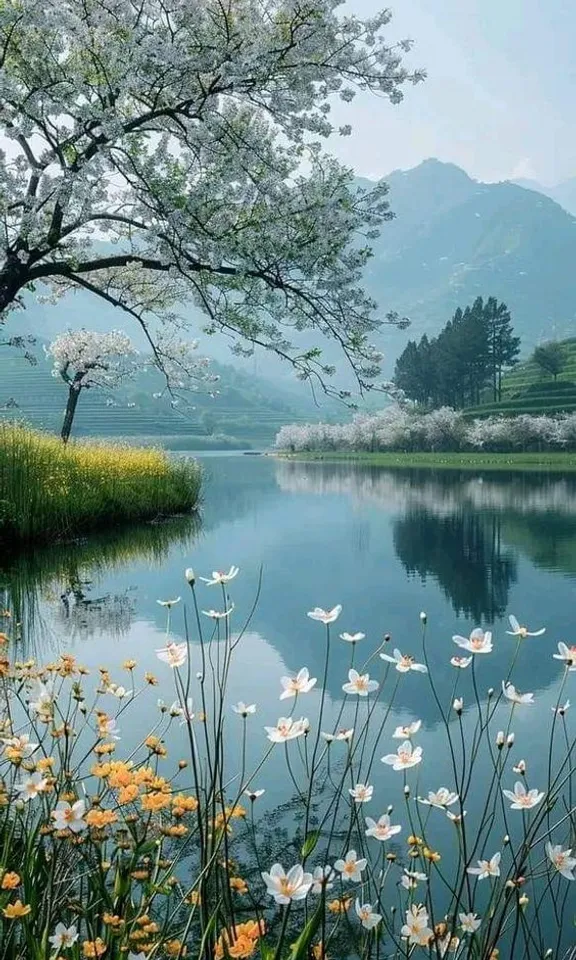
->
(3, 455), (576, 945)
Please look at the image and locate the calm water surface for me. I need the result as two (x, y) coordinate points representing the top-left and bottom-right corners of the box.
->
(3, 455), (576, 949)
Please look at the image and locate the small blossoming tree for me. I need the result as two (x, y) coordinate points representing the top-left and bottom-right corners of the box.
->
(0, 0), (423, 395)
(47, 330), (138, 443)
(48, 329), (215, 442)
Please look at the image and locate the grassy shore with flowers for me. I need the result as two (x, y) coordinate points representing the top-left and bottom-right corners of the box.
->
(1, 565), (576, 959)
(277, 450), (576, 472)
(0, 422), (201, 544)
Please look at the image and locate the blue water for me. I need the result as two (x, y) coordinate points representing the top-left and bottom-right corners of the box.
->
(3, 454), (576, 952)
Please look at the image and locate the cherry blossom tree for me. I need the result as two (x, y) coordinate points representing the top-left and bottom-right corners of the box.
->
(0, 0), (422, 396)
(48, 328), (214, 442)
(48, 330), (138, 442)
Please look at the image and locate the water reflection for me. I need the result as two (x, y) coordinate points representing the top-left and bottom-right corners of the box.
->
(1, 457), (576, 716)
(394, 511), (516, 620)
(0, 515), (200, 653)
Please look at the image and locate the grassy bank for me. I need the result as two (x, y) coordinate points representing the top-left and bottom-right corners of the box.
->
(277, 450), (576, 471)
(0, 422), (201, 543)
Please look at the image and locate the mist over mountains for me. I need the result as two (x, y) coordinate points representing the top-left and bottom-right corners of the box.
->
(5, 158), (576, 423)
(360, 159), (576, 367)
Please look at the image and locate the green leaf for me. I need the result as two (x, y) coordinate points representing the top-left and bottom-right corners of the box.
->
(301, 830), (320, 859)
(289, 902), (324, 960)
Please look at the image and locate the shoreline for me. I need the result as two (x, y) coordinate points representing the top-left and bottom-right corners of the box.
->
(275, 450), (576, 471)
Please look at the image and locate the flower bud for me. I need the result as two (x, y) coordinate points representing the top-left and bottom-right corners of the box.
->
(387, 804), (394, 814)
(185, 568), (195, 585)
(513, 759), (526, 774)
(503, 834), (510, 845)
(487, 687), (494, 698)
(496, 730), (505, 748)
(519, 894), (529, 907)
(544, 950), (553, 957)
(507, 733), (515, 747)
(420, 611), (427, 623)
(384, 633), (391, 643)
(453, 697), (463, 714)
(404, 784), (410, 797)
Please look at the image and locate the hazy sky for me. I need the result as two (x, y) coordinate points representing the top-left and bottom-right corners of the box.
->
(329, 0), (575, 186)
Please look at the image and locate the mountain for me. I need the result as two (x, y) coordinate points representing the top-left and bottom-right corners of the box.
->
(5, 158), (576, 396)
(360, 159), (576, 367)
(512, 175), (576, 217)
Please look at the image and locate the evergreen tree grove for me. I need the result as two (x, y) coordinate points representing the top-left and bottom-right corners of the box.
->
(393, 297), (520, 408)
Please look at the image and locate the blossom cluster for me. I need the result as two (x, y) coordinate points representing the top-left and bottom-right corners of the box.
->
(275, 405), (576, 453)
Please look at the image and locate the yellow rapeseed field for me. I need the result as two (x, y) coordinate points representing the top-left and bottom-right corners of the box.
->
(0, 422), (201, 542)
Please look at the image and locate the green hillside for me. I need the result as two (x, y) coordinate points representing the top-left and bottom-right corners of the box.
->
(465, 339), (576, 417)
(0, 346), (333, 447)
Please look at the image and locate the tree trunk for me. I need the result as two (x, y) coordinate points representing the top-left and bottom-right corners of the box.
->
(61, 384), (81, 444)
(0, 257), (29, 317)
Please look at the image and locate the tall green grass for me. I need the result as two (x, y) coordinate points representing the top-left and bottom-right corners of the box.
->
(0, 422), (202, 543)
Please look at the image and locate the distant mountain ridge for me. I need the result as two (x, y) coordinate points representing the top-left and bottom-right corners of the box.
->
(359, 159), (576, 368)
(4, 158), (576, 396)
(512, 175), (576, 217)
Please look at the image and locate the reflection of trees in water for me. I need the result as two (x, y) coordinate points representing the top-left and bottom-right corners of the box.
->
(54, 581), (136, 642)
(276, 460), (576, 619)
(276, 460), (576, 519)
(0, 515), (200, 655)
(393, 509), (516, 621)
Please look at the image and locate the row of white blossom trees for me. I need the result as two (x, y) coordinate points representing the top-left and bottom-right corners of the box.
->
(275, 406), (576, 453)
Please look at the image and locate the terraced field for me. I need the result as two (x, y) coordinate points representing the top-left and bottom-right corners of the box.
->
(0, 349), (317, 446)
(465, 339), (576, 417)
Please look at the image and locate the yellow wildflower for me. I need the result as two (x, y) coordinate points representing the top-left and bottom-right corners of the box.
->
(2, 900), (31, 919)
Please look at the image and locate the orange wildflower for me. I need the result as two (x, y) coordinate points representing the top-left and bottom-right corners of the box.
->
(141, 791), (172, 812)
(85, 809), (118, 828)
(230, 877), (248, 894)
(327, 898), (352, 914)
(165, 942), (186, 957)
(1, 872), (21, 890)
(82, 940), (107, 958)
(118, 784), (140, 805)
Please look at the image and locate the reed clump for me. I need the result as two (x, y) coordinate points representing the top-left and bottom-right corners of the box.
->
(0, 421), (201, 543)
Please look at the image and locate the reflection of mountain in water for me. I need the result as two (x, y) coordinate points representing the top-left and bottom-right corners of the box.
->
(394, 510), (515, 621)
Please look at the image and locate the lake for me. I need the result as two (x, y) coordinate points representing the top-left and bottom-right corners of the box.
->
(3, 454), (576, 953)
